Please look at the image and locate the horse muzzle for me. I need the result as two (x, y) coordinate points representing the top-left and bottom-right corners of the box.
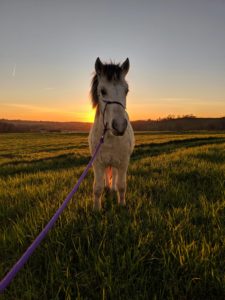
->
(112, 118), (128, 136)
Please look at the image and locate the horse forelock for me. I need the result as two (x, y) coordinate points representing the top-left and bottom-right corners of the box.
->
(90, 63), (123, 108)
(102, 63), (121, 81)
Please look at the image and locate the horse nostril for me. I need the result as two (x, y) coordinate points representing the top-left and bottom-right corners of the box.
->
(112, 119), (118, 131)
(112, 118), (127, 135)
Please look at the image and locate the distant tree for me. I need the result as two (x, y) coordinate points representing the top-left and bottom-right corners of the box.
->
(164, 114), (176, 120)
(181, 114), (197, 119)
(0, 122), (16, 132)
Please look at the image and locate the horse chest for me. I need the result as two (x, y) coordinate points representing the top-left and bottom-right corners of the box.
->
(99, 137), (130, 167)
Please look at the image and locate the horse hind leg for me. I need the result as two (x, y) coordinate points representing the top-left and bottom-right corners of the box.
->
(105, 166), (112, 190)
(112, 168), (118, 191)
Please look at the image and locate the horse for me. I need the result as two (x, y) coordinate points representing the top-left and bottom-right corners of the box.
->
(88, 57), (135, 210)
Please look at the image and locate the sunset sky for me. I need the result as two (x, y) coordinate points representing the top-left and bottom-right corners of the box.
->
(0, 0), (225, 122)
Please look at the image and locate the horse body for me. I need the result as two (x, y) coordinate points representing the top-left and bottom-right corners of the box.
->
(88, 58), (135, 210)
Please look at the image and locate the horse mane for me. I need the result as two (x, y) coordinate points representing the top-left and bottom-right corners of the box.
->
(90, 62), (123, 108)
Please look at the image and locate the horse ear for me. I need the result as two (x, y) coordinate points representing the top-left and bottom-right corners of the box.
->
(95, 57), (103, 75)
(121, 58), (130, 76)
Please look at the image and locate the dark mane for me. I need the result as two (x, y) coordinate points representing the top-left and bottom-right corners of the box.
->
(91, 74), (99, 108)
(90, 62), (123, 108)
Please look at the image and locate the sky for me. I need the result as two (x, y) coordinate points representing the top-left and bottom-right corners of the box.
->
(0, 0), (225, 122)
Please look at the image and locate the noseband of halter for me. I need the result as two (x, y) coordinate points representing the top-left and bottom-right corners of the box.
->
(101, 99), (126, 134)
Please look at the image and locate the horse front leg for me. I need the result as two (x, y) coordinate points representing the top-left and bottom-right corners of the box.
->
(117, 166), (128, 206)
(93, 164), (104, 210)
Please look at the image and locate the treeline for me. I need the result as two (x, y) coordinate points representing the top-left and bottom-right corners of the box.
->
(132, 116), (225, 131)
(0, 120), (92, 133)
(0, 116), (225, 133)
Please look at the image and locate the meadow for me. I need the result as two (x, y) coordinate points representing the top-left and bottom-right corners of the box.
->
(0, 131), (225, 300)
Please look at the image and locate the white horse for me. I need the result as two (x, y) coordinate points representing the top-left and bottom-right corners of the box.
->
(88, 58), (135, 210)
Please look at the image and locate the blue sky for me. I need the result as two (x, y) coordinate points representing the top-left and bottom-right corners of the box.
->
(0, 0), (225, 121)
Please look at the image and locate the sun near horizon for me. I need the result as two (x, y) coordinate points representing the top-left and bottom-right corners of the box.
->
(1, 102), (225, 124)
(1, 94), (225, 123)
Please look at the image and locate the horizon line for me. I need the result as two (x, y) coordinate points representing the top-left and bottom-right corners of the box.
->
(1, 115), (225, 123)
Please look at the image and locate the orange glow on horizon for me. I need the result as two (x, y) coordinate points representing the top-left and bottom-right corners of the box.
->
(1, 99), (225, 123)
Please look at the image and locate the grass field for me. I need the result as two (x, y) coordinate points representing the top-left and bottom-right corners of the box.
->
(1, 131), (225, 300)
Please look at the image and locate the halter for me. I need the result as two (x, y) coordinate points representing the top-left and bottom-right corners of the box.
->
(101, 99), (126, 135)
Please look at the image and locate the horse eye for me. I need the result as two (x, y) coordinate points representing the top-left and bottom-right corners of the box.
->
(125, 88), (129, 95)
(101, 88), (107, 96)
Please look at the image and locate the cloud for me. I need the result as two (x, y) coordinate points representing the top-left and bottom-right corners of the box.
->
(12, 64), (16, 77)
(2, 103), (74, 114)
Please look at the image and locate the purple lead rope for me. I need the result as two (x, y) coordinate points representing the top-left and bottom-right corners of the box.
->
(0, 134), (105, 293)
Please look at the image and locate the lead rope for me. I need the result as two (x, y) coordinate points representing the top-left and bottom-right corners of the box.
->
(0, 128), (107, 293)
(0, 100), (125, 293)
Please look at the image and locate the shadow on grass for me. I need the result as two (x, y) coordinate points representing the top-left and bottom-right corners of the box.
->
(2, 136), (224, 178)
(132, 136), (225, 160)
(29, 143), (88, 154)
(192, 147), (225, 164)
(0, 153), (90, 177)
(0, 200), (31, 228)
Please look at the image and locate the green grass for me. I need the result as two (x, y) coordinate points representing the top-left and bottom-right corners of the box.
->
(1, 131), (225, 299)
